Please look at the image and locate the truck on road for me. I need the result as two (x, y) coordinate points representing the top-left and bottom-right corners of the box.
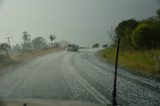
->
(66, 44), (79, 52)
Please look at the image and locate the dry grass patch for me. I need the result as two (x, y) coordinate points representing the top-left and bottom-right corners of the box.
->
(0, 48), (63, 69)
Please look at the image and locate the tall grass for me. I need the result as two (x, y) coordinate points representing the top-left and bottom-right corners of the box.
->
(101, 48), (160, 77)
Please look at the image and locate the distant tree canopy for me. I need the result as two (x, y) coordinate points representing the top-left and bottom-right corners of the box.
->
(32, 37), (47, 50)
(92, 43), (99, 48)
(52, 42), (60, 48)
(13, 44), (22, 52)
(0, 43), (9, 51)
(102, 44), (108, 48)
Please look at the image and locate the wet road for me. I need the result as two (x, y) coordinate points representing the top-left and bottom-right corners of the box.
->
(0, 49), (160, 106)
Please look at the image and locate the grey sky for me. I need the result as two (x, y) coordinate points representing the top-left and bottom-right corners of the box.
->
(0, 0), (159, 46)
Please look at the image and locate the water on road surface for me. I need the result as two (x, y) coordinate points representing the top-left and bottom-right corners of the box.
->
(0, 49), (160, 106)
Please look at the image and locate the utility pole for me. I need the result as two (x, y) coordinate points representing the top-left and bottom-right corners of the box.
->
(112, 37), (120, 106)
(5, 37), (12, 55)
(6, 37), (12, 48)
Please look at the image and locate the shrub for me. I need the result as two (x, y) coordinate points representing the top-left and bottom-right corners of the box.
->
(0, 54), (6, 62)
(131, 23), (160, 49)
(115, 19), (139, 48)
(92, 43), (99, 48)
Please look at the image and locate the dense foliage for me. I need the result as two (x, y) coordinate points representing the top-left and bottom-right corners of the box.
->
(131, 22), (160, 49)
(115, 19), (139, 48)
(32, 37), (47, 50)
(157, 9), (160, 18)
(113, 9), (160, 50)
(92, 43), (99, 48)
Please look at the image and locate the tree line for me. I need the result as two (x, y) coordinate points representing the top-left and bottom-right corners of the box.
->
(0, 31), (58, 59)
(109, 9), (160, 50)
(108, 9), (160, 72)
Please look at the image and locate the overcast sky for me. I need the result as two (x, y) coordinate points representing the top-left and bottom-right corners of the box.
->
(0, 0), (159, 46)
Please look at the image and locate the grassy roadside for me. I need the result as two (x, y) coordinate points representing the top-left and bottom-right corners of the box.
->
(99, 48), (160, 79)
(0, 48), (63, 70)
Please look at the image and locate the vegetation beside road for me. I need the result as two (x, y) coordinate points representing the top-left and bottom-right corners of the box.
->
(0, 32), (66, 70)
(100, 48), (160, 78)
(101, 9), (160, 79)
(11, 48), (63, 63)
(0, 48), (63, 70)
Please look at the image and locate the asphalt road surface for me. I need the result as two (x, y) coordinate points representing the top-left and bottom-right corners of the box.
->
(0, 49), (160, 106)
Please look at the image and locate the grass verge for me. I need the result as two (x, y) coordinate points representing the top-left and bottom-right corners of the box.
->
(99, 48), (160, 79)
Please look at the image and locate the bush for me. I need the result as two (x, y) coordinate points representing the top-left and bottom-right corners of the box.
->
(92, 43), (99, 48)
(115, 19), (139, 48)
(131, 23), (160, 49)
(0, 54), (6, 62)
(157, 9), (160, 18)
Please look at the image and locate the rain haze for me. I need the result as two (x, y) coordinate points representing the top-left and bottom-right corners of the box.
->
(0, 0), (159, 47)
(0, 1), (160, 106)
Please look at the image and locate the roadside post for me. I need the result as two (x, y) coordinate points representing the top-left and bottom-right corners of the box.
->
(112, 37), (120, 106)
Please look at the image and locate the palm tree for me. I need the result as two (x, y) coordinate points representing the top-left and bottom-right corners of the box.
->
(50, 34), (56, 47)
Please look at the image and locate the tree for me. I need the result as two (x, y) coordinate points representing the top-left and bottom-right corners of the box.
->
(58, 41), (69, 48)
(13, 44), (22, 52)
(115, 18), (139, 48)
(131, 23), (160, 49)
(32, 37), (46, 50)
(52, 42), (60, 48)
(92, 43), (99, 48)
(131, 23), (160, 72)
(0, 43), (10, 58)
(157, 9), (160, 18)
(50, 34), (56, 47)
(102, 44), (108, 48)
(108, 27), (117, 46)
(22, 31), (32, 52)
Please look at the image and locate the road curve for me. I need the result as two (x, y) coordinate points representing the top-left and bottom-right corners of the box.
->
(0, 49), (160, 106)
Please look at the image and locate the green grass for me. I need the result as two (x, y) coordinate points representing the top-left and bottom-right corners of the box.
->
(100, 48), (160, 78)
